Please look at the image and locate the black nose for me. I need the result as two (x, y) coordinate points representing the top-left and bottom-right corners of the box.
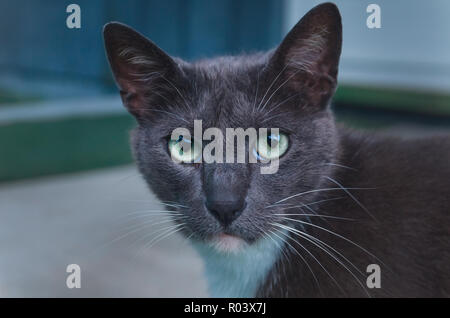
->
(205, 199), (245, 227)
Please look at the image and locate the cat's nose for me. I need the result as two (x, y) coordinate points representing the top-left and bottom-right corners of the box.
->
(205, 199), (246, 227)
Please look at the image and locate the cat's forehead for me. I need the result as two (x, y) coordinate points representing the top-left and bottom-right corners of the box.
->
(188, 54), (268, 90)
(190, 53), (269, 73)
(195, 88), (255, 129)
(176, 52), (300, 131)
(182, 56), (267, 128)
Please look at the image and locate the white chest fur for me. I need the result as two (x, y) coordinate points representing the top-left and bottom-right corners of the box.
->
(193, 236), (284, 297)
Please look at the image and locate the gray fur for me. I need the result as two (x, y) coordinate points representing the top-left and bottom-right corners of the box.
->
(104, 3), (449, 297)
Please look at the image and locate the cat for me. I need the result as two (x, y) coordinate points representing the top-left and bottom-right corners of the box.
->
(103, 2), (450, 297)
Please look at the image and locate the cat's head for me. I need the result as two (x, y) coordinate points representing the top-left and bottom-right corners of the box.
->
(103, 3), (342, 253)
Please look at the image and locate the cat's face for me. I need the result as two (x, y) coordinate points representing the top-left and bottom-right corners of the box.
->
(104, 3), (342, 252)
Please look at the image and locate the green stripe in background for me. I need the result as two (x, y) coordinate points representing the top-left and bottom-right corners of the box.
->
(335, 85), (450, 117)
(0, 115), (135, 182)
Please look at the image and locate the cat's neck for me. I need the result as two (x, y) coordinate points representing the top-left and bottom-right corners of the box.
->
(192, 236), (284, 297)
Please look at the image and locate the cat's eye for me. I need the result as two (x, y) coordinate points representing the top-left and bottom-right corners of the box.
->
(168, 135), (201, 163)
(255, 132), (289, 161)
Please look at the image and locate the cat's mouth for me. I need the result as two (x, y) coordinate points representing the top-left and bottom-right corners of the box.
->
(209, 233), (247, 253)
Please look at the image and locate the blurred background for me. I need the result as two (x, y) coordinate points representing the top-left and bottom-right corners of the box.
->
(0, 0), (449, 297)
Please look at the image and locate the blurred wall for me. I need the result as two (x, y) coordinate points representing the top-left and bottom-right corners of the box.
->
(0, 0), (283, 93)
(284, 0), (450, 93)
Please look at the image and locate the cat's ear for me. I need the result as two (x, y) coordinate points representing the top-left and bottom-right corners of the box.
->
(269, 3), (342, 109)
(103, 22), (184, 120)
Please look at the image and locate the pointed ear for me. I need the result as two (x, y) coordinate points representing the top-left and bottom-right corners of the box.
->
(269, 3), (342, 109)
(103, 22), (183, 120)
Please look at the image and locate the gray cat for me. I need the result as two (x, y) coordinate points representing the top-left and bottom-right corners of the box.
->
(103, 3), (449, 297)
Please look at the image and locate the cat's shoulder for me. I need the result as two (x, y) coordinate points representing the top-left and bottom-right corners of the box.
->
(337, 124), (450, 156)
(336, 124), (450, 182)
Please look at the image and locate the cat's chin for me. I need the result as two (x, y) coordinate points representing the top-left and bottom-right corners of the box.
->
(209, 233), (247, 254)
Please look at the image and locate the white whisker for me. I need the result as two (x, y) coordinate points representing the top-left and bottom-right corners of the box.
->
(273, 223), (369, 297)
(262, 94), (299, 120)
(255, 64), (289, 112)
(120, 216), (185, 233)
(278, 216), (385, 267)
(275, 213), (354, 221)
(251, 71), (261, 113)
(143, 224), (186, 250)
(131, 223), (186, 261)
(273, 187), (374, 205)
(115, 210), (182, 222)
(324, 163), (358, 171)
(258, 69), (303, 112)
(272, 227), (346, 295)
(324, 176), (377, 221)
(277, 221), (364, 277)
(269, 228), (323, 294)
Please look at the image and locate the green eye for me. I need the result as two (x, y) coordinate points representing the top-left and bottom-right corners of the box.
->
(256, 132), (289, 160)
(168, 135), (201, 163)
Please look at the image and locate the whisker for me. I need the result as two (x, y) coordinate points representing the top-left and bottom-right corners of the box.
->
(115, 210), (182, 221)
(134, 224), (186, 258)
(184, 231), (195, 241)
(278, 216), (386, 267)
(121, 209), (181, 215)
(275, 214), (354, 221)
(302, 196), (346, 207)
(116, 214), (179, 226)
(262, 229), (293, 268)
(105, 198), (187, 209)
(324, 163), (358, 171)
(258, 69), (302, 112)
(130, 223), (185, 262)
(160, 201), (189, 208)
(159, 75), (193, 114)
(120, 216), (186, 233)
(324, 176), (377, 221)
(260, 111), (297, 123)
(294, 202), (324, 223)
(251, 71), (261, 113)
(144, 224), (186, 250)
(276, 221), (364, 277)
(264, 202), (294, 208)
(273, 187), (374, 205)
(272, 227), (346, 296)
(131, 223), (184, 250)
(248, 218), (291, 266)
(255, 64), (289, 112)
(269, 228), (323, 295)
(273, 223), (369, 297)
(262, 93), (299, 119)
(248, 219), (294, 279)
(107, 215), (182, 247)
(274, 198), (349, 224)
(301, 231), (365, 278)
